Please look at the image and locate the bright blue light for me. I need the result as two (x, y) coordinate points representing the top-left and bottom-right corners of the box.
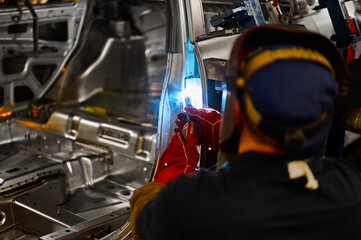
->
(182, 78), (203, 109)
(182, 37), (202, 109)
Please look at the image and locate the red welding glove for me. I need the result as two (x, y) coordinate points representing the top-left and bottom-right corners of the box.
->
(176, 107), (223, 151)
(153, 133), (200, 184)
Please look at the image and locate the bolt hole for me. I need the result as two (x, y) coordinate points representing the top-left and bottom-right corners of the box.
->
(33, 202), (37, 205)
(121, 190), (130, 196)
(6, 168), (19, 174)
(109, 214), (114, 217)
(65, 229), (70, 232)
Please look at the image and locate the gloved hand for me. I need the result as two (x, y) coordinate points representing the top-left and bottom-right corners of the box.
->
(176, 106), (223, 151)
(153, 133), (199, 184)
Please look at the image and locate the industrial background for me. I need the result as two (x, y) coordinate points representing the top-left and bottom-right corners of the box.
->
(0, 0), (360, 239)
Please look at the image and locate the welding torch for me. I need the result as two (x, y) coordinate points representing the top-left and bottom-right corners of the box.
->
(181, 96), (199, 148)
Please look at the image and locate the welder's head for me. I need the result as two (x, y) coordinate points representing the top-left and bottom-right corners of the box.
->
(220, 25), (346, 155)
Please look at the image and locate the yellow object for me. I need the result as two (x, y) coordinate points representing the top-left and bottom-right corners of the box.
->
(239, 47), (335, 84)
(83, 106), (108, 116)
(136, 136), (144, 154)
(288, 161), (319, 190)
(130, 181), (165, 240)
(243, 91), (262, 125)
(236, 77), (246, 88)
(16, 0), (48, 4)
(0, 107), (13, 118)
(0, 111), (12, 118)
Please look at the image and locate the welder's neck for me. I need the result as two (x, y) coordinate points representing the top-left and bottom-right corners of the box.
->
(237, 119), (284, 155)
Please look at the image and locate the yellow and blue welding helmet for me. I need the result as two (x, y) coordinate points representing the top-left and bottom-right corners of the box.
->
(220, 25), (346, 156)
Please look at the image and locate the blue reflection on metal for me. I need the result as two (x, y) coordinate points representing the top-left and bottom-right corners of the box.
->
(184, 39), (200, 80)
(182, 39), (202, 109)
(168, 91), (183, 107)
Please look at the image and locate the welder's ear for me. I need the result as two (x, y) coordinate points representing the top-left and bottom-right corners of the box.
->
(219, 95), (243, 156)
(217, 98), (243, 168)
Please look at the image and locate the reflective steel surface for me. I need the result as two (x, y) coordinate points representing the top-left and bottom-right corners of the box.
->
(0, 1), (87, 112)
(0, 107), (156, 239)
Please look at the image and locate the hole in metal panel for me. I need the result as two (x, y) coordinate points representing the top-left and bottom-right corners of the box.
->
(2, 55), (27, 75)
(31, 64), (57, 85)
(120, 190), (130, 196)
(14, 86), (34, 103)
(8, 23), (28, 34)
(0, 86), (3, 107)
(6, 168), (19, 174)
(39, 21), (68, 42)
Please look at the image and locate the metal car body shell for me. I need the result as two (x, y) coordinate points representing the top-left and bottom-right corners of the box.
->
(0, 0), (359, 239)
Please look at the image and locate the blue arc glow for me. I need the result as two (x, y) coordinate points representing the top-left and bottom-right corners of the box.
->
(182, 78), (203, 109)
(182, 38), (202, 109)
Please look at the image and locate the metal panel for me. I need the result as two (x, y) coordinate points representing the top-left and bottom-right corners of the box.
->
(0, 1), (87, 111)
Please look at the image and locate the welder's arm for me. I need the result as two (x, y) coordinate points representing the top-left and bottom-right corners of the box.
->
(130, 107), (222, 239)
(130, 132), (199, 239)
(153, 132), (200, 184)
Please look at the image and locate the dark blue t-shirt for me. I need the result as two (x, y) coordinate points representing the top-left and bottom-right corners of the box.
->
(136, 152), (361, 240)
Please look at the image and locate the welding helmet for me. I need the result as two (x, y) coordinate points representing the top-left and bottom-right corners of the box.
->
(220, 25), (346, 156)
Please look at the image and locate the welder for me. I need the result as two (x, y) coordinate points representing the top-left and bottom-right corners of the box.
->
(130, 25), (361, 239)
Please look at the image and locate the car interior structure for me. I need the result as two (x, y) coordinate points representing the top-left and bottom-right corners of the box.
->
(0, 0), (360, 239)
